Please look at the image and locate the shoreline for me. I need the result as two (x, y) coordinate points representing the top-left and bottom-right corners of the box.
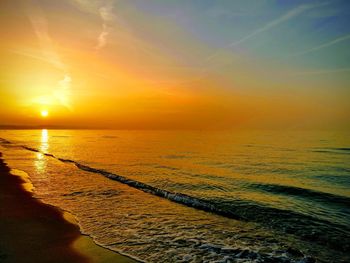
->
(0, 152), (137, 263)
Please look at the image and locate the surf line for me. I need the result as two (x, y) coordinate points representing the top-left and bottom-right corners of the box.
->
(0, 140), (243, 221)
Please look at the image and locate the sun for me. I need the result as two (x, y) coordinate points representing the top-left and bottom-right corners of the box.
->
(40, 110), (49, 118)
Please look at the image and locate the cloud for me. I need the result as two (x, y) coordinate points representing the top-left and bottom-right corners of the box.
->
(25, 1), (66, 70)
(10, 48), (60, 66)
(96, 24), (109, 49)
(291, 67), (350, 75)
(54, 74), (72, 109)
(227, 2), (328, 47)
(289, 34), (350, 57)
(95, 2), (115, 50)
(71, 0), (115, 50)
(71, 0), (101, 14)
(205, 2), (328, 62)
(24, 0), (72, 109)
(29, 74), (72, 110)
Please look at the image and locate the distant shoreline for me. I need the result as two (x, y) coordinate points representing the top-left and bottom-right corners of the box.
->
(0, 152), (137, 263)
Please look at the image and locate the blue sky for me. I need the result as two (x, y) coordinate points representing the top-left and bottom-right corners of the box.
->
(127, 0), (350, 70)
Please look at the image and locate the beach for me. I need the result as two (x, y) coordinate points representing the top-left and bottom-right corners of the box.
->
(0, 152), (137, 263)
(0, 130), (349, 262)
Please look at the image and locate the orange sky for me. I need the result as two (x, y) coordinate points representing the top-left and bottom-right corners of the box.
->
(1, 0), (349, 129)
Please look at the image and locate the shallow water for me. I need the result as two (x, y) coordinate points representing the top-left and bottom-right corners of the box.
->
(0, 130), (349, 262)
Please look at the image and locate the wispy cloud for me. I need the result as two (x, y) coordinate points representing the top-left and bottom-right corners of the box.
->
(55, 74), (72, 109)
(289, 34), (350, 57)
(24, 0), (72, 109)
(291, 67), (350, 75)
(228, 4), (321, 47)
(26, 1), (66, 70)
(205, 2), (328, 62)
(71, 0), (115, 50)
(10, 48), (59, 66)
(96, 2), (115, 50)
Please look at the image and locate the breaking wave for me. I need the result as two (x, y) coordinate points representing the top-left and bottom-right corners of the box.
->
(10, 143), (348, 252)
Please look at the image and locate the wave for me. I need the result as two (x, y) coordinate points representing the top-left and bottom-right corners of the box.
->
(0, 138), (11, 144)
(249, 183), (350, 207)
(161, 154), (188, 159)
(313, 174), (350, 187)
(313, 147), (350, 155)
(335, 147), (350, 151)
(101, 135), (119, 139)
(1, 138), (350, 252)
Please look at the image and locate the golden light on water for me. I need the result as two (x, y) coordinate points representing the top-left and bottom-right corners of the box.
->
(40, 129), (49, 149)
(0, 1), (348, 261)
(35, 129), (49, 173)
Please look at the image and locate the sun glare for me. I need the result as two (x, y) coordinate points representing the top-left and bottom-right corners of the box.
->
(40, 110), (49, 118)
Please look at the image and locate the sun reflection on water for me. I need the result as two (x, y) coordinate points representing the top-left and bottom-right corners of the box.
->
(40, 129), (49, 152)
(34, 129), (49, 172)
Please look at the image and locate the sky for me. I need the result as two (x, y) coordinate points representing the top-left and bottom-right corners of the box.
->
(0, 0), (349, 129)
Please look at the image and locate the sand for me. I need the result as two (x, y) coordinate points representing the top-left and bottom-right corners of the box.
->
(0, 152), (137, 263)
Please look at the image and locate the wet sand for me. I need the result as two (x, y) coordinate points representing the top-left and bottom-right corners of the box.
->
(0, 152), (137, 263)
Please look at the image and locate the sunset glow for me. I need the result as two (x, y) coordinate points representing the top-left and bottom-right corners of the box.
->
(0, 1), (350, 262)
(0, 0), (349, 130)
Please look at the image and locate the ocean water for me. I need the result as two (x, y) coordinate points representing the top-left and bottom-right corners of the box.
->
(0, 130), (349, 262)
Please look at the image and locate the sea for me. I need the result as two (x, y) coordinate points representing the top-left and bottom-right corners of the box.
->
(0, 129), (349, 263)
